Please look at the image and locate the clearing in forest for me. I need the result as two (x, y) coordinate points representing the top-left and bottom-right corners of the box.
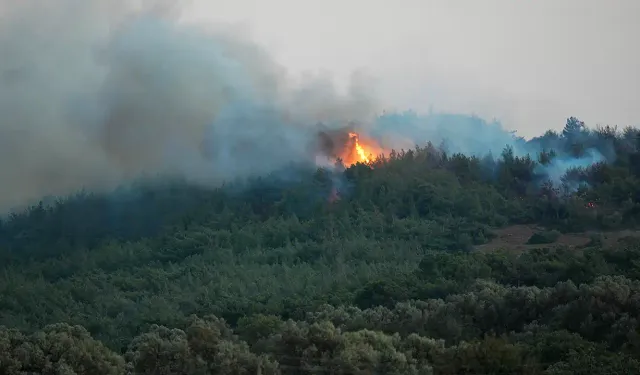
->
(474, 224), (640, 253)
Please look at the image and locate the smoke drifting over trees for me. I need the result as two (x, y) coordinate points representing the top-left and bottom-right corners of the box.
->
(0, 0), (378, 211)
(0, 0), (635, 213)
(3, 3), (640, 374)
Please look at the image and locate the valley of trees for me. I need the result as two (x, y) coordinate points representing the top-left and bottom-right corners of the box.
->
(3, 117), (640, 374)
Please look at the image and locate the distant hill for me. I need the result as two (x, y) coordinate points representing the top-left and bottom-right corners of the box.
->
(2, 116), (640, 374)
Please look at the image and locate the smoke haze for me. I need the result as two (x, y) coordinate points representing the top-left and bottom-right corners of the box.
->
(0, 0), (377, 211)
(193, 0), (638, 138)
(1, 0), (638, 211)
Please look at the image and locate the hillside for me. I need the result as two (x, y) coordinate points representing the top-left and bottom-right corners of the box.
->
(2, 117), (640, 374)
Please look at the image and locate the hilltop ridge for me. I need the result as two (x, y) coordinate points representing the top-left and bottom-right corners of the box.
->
(2, 115), (640, 373)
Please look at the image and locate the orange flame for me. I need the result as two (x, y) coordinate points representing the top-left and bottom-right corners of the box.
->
(339, 132), (381, 166)
(349, 132), (371, 163)
(325, 131), (385, 204)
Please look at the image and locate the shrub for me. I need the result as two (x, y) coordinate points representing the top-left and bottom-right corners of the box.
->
(527, 230), (561, 245)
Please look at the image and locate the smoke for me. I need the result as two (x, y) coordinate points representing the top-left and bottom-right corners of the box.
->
(538, 149), (604, 185)
(0, 0), (623, 212)
(0, 0), (377, 211)
(370, 111), (521, 156)
(368, 110), (612, 187)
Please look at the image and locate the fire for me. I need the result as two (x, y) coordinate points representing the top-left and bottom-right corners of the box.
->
(349, 132), (371, 163)
(321, 130), (385, 205)
(341, 132), (380, 166)
(315, 128), (385, 168)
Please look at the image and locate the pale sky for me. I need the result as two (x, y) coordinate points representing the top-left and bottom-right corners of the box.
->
(183, 0), (639, 138)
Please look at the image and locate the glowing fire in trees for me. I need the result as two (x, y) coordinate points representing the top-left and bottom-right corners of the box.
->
(314, 127), (386, 170)
(350, 132), (371, 163)
(321, 130), (385, 204)
(340, 132), (381, 166)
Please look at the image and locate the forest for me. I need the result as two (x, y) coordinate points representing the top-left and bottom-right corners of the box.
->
(2, 115), (640, 374)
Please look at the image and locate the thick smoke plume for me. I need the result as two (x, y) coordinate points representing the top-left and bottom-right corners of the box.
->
(0, 1), (621, 212)
(0, 0), (377, 211)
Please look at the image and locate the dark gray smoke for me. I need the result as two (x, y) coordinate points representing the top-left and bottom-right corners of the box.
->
(0, 0), (377, 211)
(1, 1), (622, 212)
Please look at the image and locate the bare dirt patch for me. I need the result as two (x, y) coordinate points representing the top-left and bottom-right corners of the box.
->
(473, 225), (640, 253)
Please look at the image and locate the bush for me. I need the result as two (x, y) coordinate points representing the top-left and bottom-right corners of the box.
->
(527, 230), (561, 245)
(586, 233), (604, 247)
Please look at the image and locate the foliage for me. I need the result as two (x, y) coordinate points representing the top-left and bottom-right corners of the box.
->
(2, 117), (640, 373)
(526, 230), (561, 245)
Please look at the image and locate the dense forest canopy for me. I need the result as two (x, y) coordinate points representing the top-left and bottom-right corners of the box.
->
(2, 112), (640, 374)
(2, 2), (639, 373)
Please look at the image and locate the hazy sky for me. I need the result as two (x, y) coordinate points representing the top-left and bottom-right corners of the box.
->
(0, 0), (636, 209)
(184, 0), (639, 138)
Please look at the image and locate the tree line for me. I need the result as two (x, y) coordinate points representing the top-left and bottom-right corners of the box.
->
(1, 117), (640, 374)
